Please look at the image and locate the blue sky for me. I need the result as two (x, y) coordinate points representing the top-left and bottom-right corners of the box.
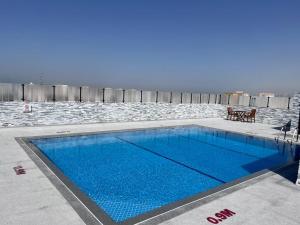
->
(0, 0), (299, 94)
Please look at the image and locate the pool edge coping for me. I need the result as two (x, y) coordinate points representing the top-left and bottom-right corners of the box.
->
(15, 124), (300, 225)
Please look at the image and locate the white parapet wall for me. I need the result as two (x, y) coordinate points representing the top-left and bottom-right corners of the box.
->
(24, 84), (53, 102)
(55, 85), (69, 101)
(67, 86), (80, 102)
(171, 92), (181, 104)
(0, 102), (226, 127)
(80, 86), (90, 102)
(54, 85), (80, 102)
(81, 86), (103, 102)
(104, 88), (123, 103)
(0, 91), (299, 128)
(201, 93), (209, 104)
(0, 83), (295, 110)
(233, 93), (300, 127)
(215, 94), (222, 104)
(251, 96), (268, 107)
(141, 91), (156, 102)
(181, 92), (192, 104)
(192, 93), (201, 104)
(268, 97), (290, 109)
(209, 94), (217, 104)
(238, 96), (250, 106)
(124, 89), (141, 103)
(157, 91), (171, 103)
(0, 83), (22, 101)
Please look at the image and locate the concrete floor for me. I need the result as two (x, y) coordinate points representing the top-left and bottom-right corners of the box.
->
(1, 118), (299, 225)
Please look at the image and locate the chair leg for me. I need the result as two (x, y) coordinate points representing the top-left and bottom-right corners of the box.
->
(284, 131), (287, 140)
(292, 129), (297, 141)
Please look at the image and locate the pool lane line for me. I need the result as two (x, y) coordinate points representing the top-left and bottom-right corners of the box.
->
(177, 134), (263, 160)
(115, 136), (226, 184)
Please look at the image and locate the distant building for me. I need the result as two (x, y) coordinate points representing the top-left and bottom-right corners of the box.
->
(225, 91), (249, 97)
(259, 92), (275, 97)
(223, 91), (249, 105)
(234, 91), (249, 96)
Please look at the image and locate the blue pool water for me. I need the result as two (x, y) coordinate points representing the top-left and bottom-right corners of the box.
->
(31, 126), (298, 222)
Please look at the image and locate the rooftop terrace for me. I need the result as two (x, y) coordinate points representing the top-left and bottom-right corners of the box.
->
(1, 118), (299, 225)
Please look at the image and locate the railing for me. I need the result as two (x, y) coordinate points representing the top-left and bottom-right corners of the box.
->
(0, 83), (293, 109)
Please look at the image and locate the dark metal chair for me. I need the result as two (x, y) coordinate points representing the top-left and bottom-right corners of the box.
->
(245, 109), (256, 123)
(275, 120), (291, 140)
(227, 107), (237, 120)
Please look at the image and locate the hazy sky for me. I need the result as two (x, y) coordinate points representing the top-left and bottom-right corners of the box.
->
(0, 0), (299, 94)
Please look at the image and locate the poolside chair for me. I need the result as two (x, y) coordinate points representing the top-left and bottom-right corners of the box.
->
(245, 109), (256, 123)
(227, 107), (236, 120)
(275, 120), (291, 140)
(286, 127), (299, 143)
(291, 128), (299, 142)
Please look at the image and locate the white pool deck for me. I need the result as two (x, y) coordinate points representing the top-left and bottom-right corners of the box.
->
(1, 118), (300, 225)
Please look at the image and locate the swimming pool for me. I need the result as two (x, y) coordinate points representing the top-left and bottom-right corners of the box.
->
(26, 126), (299, 224)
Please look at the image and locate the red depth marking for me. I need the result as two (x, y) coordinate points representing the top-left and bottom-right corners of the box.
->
(13, 166), (26, 175)
(206, 209), (236, 224)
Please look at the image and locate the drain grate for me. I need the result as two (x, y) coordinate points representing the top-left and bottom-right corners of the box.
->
(13, 165), (26, 175)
